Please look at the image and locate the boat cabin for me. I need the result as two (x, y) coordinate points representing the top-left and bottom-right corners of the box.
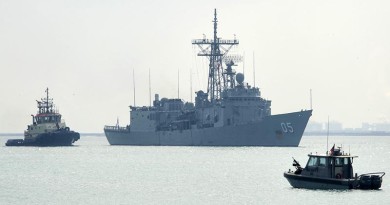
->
(34, 114), (62, 124)
(301, 149), (357, 179)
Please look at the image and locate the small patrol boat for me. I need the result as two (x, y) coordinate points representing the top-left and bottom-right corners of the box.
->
(5, 88), (80, 146)
(284, 145), (385, 189)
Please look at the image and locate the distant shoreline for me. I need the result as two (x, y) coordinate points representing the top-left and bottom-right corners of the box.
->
(0, 133), (105, 136)
(304, 131), (390, 136)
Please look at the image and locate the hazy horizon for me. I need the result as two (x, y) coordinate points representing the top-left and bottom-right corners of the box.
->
(1, 0), (389, 133)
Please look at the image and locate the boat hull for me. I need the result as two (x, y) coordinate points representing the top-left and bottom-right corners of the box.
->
(284, 172), (357, 189)
(104, 110), (311, 146)
(5, 131), (80, 146)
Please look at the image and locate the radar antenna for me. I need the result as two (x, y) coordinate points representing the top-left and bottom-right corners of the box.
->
(223, 55), (243, 88)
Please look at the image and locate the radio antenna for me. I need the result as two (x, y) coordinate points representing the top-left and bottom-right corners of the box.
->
(253, 51), (256, 87)
(149, 68), (151, 107)
(190, 67), (193, 103)
(243, 51), (245, 75)
(133, 69), (136, 106)
(327, 116), (329, 154)
(178, 69), (180, 99)
(310, 89), (312, 110)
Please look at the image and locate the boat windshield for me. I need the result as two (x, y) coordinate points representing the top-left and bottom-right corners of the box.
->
(334, 157), (351, 166)
(335, 158), (344, 166)
(307, 157), (318, 166)
(307, 156), (327, 167)
(318, 157), (327, 166)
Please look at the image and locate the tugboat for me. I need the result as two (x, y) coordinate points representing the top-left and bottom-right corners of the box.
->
(5, 88), (80, 146)
(284, 145), (385, 189)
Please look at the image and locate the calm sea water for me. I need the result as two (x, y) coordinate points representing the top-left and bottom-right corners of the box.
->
(0, 135), (389, 205)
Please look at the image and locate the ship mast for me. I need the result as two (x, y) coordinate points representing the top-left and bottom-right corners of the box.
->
(46, 88), (49, 113)
(192, 9), (239, 102)
(37, 88), (54, 114)
(44, 87), (54, 113)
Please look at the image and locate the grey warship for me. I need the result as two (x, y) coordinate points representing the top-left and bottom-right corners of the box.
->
(104, 9), (312, 146)
(6, 88), (80, 146)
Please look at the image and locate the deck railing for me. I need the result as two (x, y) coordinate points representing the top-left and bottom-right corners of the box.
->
(104, 125), (129, 132)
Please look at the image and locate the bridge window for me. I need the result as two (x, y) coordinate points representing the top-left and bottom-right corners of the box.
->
(335, 158), (344, 166)
(318, 157), (327, 166)
(307, 157), (318, 166)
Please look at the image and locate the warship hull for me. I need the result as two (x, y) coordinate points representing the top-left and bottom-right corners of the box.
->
(104, 110), (311, 146)
(6, 131), (80, 147)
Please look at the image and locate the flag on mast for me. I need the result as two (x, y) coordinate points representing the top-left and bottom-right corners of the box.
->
(330, 144), (335, 155)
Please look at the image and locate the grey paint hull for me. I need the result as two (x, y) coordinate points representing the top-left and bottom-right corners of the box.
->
(284, 172), (356, 189)
(5, 131), (80, 147)
(104, 110), (312, 146)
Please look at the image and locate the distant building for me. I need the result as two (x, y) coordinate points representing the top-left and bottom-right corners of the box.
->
(361, 123), (370, 131)
(329, 121), (343, 132)
(305, 120), (390, 135)
(361, 122), (390, 132)
(306, 120), (343, 132)
(305, 121), (323, 132)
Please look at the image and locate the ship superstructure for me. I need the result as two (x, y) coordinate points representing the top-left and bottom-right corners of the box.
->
(104, 9), (312, 146)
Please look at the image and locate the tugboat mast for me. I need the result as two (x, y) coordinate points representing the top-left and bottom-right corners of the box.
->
(36, 87), (53, 114)
(192, 9), (239, 102)
(46, 88), (49, 113)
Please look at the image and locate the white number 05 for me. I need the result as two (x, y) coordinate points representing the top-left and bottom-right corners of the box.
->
(281, 122), (294, 133)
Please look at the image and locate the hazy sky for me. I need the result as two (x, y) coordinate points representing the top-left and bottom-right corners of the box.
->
(1, 0), (389, 133)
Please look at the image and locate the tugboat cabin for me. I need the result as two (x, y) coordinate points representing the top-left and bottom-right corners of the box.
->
(34, 113), (62, 124)
(301, 148), (357, 179)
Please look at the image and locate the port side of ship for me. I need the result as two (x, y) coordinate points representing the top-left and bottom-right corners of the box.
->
(104, 83), (312, 146)
(104, 9), (312, 146)
(105, 110), (311, 146)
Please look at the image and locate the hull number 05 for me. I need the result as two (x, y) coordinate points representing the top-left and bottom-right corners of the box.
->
(281, 122), (294, 133)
